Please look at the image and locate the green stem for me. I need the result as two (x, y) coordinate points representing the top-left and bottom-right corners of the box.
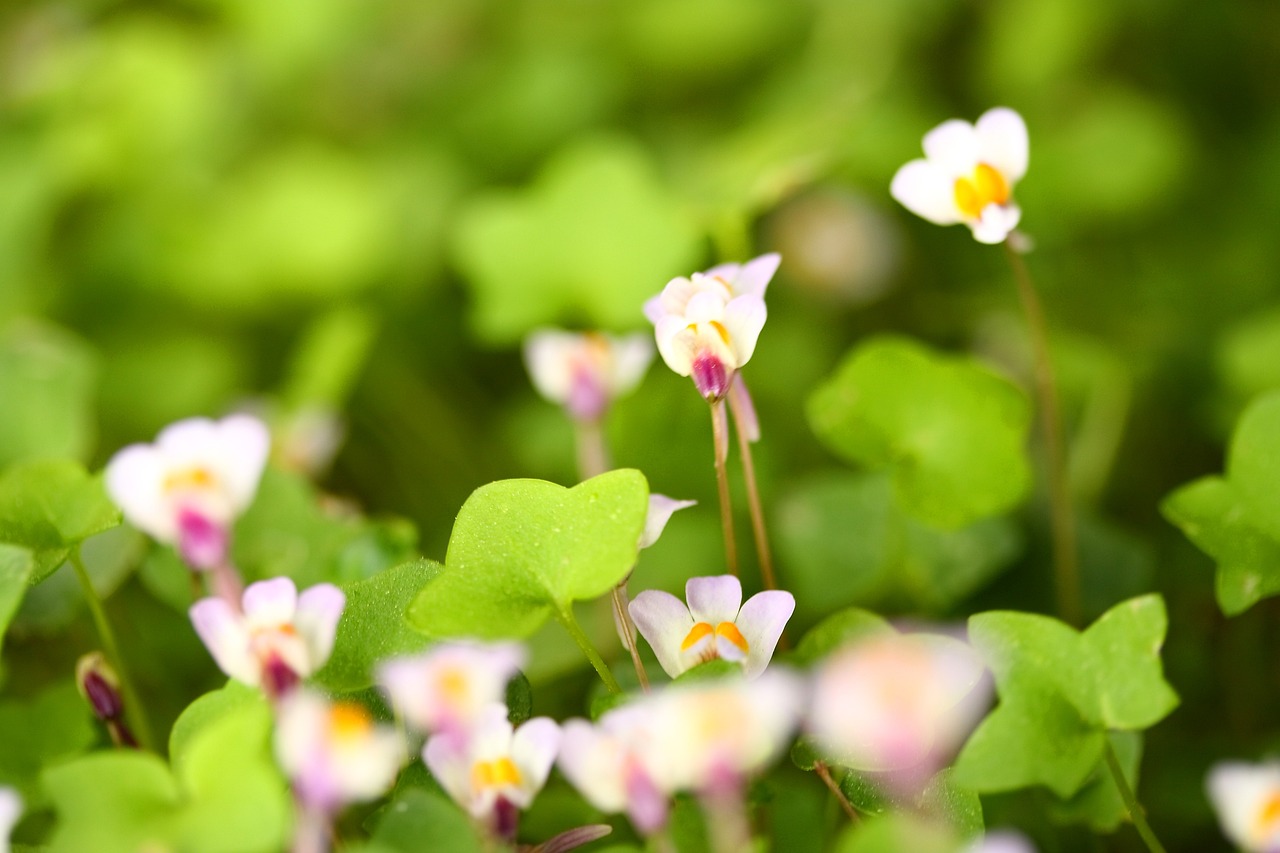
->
(1104, 740), (1167, 853)
(69, 547), (154, 751)
(710, 398), (739, 577)
(1004, 242), (1081, 626)
(556, 605), (621, 694)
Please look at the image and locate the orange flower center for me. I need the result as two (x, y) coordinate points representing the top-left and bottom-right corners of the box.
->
(163, 466), (217, 494)
(471, 757), (522, 791)
(681, 621), (750, 655)
(953, 163), (1010, 219)
(329, 702), (372, 742)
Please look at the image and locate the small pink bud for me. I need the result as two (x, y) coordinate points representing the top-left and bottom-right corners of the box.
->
(691, 354), (730, 401)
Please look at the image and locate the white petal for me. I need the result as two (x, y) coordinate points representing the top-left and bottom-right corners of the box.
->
(0, 786), (23, 846)
(975, 107), (1028, 183)
(155, 417), (222, 460)
(523, 329), (577, 404)
(654, 316), (695, 376)
(890, 160), (963, 226)
(970, 203), (1021, 244)
(629, 591), (695, 678)
(731, 253), (781, 299)
(510, 717), (561, 802)
(922, 119), (980, 177)
(1207, 762), (1280, 850)
(643, 294), (667, 326)
(424, 733), (474, 813)
(685, 575), (742, 625)
(189, 598), (258, 685)
(657, 276), (699, 317)
(735, 591), (795, 679)
(216, 414), (271, 512)
(684, 291), (727, 326)
(242, 577), (298, 628)
(608, 333), (654, 398)
(700, 262), (741, 284)
(337, 727), (404, 802)
(722, 295), (767, 368)
(294, 584), (346, 675)
(105, 444), (174, 542)
(557, 720), (627, 811)
(639, 494), (697, 549)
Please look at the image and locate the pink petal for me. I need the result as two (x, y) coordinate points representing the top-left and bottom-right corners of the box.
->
(685, 575), (742, 626)
(629, 591), (695, 678)
(217, 414), (271, 512)
(734, 591), (795, 679)
(727, 377), (759, 444)
(732, 253), (780, 299)
(639, 494), (697, 549)
(242, 577), (298, 626)
(295, 584), (346, 672)
(190, 597), (257, 684)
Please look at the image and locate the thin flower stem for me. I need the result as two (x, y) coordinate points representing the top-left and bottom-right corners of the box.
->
(813, 761), (859, 823)
(69, 547), (155, 751)
(556, 605), (622, 694)
(727, 386), (776, 591)
(1004, 242), (1081, 626)
(611, 584), (650, 692)
(1104, 739), (1168, 853)
(710, 398), (738, 577)
(574, 420), (610, 481)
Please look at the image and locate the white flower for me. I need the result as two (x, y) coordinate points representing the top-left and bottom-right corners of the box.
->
(275, 690), (404, 815)
(967, 831), (1038, 853)
(808, 632), (988, 775)
(629, 575), (794, 679)
(190, 577), (345, 699)
(643, 253), (779, 401)
(890, 107), (1028, 244)
(105, 414), (270, 569)
(1207, 761), (1280, 851)
(639, 494), (697, 550)
(523, 330), (654, 422)
(425, 703), (561, 820)
(378, 641), (526, 736)
(0, 787), (21, 853)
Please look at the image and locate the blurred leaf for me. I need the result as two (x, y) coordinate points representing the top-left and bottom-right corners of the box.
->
(0, 459), (121, 582)
(807, 336), (1031, 528)
(0, 545), (32, 653)
(452, 138), (703, 343)
(1227, 391), (1280, 541)
(0, 322), (97, 467)
(1046, 731), (1141, 832)
(167, 680), (262, 771)
(786, 605), (892, 667)
(282, 307), (377, 410)
(369, 787), (481, 853)
(13, 525), (145, 634)
(407, 470), (649, 639)
(919, 769), (983, 838)
(674, 658), (742, 683)
(1217, 307), (1280, 409)
(669, 794), (711, 853)
(835, 814), (959, 853)
(0, 682), (97, 806)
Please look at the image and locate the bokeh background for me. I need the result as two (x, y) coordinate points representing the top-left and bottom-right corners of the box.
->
(3, 0), (1280, 849)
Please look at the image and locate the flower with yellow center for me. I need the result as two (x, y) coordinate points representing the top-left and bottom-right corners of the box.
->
(523, 329), (654, 422)
(1207, 761), (1280, 851)
(629, 575), (794, 680)
(377, 641), (526, 736)
(890, 107), (1028, 245)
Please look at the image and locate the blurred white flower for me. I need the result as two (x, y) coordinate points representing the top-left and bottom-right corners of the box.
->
(967, 830), (1038, 853)
(891, 108), (1028, 245)
(106, 414), (270, 569)
(1207, 761), (1280, 852)
(190, 577), (344, 700)
(378, 641), (525, 738)
(0, 787), (21, 853)
(524, 329), (653, 422)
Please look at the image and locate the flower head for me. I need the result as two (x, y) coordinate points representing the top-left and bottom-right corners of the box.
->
(524, 330), (654, 422)
(378, 641), (526, 737)
(629, 575), (794, 679)
(0, 787), (21, 853)
(105, 415), (270, 570)
(890, 107), (1028, 244)
(644, 254), (779, 401)
(275, 690), (404, 815)
(190, 577), (345, 700)
(1207, 761), (1280, 851)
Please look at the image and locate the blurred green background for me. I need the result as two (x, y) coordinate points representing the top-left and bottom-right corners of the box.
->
(2, 0), (1279, 849)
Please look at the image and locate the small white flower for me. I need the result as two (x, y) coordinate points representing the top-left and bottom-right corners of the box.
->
(1207, 761), (1280, 852)
(643, 254), (779, 401)
(890, 107), (1028, 244)
(190, 577), (345, 699)
(629, 575), (794, 679)
(524, 330), (654, 422)
(967, 831), (1038, 853)
(425, 703), (561, 820)
(275, 690), (404, 815)
(105, 414), (270, 569)
(0, 787), (21, 853)
(378, 641), (526, 737)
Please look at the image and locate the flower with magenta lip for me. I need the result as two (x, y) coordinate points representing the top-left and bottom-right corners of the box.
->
(105, 414), (270, 570)
(890, 107), (1028, 245)
(629, 575), (794, 679)
(1207, 761), (1280, 852)
(377, 641), (526, 737)
(644, 254), (778, 401)
(523, 329), (653, 423)
(190, 577), (345, 700)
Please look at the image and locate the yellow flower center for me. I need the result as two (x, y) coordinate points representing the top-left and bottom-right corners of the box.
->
(437, 667), (470, 703)
(329, 702), (373, 742)
(163, 466), (218, 494)
(681, 621), (750, 655)
(953, 163), (1010, 219)
(471, 757), (522, 792)
(1255, 791), (1280, 841)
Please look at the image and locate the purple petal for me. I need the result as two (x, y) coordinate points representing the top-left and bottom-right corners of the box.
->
(189, 597), (256, 684)
(735, 591), (795, 679)
(639, 494), (697, 549)
(629, 591), (695, 678)
(685, 575), (742, 626)
(242, 577), (298, 625)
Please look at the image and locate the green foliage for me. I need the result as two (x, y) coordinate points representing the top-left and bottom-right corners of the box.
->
(835, 814), (961, 853)
(369, 787), (482, 853)
(167, 680), (262, 768)
(0, 459), (120, 582)
(0, 544), (32, 652)
(0, 323), (97, 467)
(1046, 731), (1142, 832)
(807, 336), (1031, 528)
(407, 470), (649, 639)
(954, 595), (1177, 798)
(0, 682), (97, 805)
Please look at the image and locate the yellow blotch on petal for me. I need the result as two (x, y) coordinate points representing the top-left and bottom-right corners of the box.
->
(163, 466), (217, 494)
(472, 757), (522, 792)
(682, 622), (715, 652)
(953, 163), (1010, 219)
(329, 702), (373, 742)
(715, 621), (749, 654)
(1254, 791), (1280, 842)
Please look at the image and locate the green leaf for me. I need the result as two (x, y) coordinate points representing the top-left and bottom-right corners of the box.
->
(0, 322), (97, 468)
(407, 470), (649, 639)
(674, 658), (742, 682)
(835, 814), (960, 853)
(314, 559), (442, 692)
(807, 336), (1031, 528)
(0, 459), (121, 582)
(1078, 595), (1179, 730)
(0, 682), (97, 806)
(167, 681), (262, 771)
(1046, 731), (1141, 832)
(370, 787), (482, 853)
(918, 769), (984, 838)
(1229, 391), (1280, 541)
(0, 544), (32, 652)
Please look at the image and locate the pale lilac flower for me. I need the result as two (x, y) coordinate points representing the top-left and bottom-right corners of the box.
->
(808, 633), (988, 779)
(0, 787), (21, 853)
(378, 642), (525, 737)
(106, 415), (270, 569)
(425, 703), (560, 826)
(275, 690), (404, 816)
(524, 329), (654, 422)
(639, 494), (697, 550)
(190, 577), (345, 699)
(1207, 761), (1280, 852)
(967, 831), (1038, 853)
(643, 254), (779, 401)
(890, 107), (1028, 245)
(629, 575), (794, 679)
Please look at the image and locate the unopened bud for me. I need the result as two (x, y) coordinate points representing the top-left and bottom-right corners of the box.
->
(77, 652), (124, 721)
(691, 354), (730, 402)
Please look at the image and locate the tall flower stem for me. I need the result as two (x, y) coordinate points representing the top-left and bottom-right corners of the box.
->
(710, 398), (738, 577)
(1004, 243), (1081, 626)
(69, 547), (154, 751)
(1104, 740), (1168, 853)
(813, 761), (859, 823)
(611, 585), (650, 692)
(727, 383), (776, 591)
(557, 605), (621, 694)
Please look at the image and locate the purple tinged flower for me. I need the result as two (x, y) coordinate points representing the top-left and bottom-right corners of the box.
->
(0, 786), (21, 853)
(189, 577), (345, 699)
(378, 642), (526, 737)
(1207, 761), (1280, 851)
(105, 414), (270, 570)
(639, 494), (697, 550)
(629, 575), (794, 679)
(523, 330), (654, 422)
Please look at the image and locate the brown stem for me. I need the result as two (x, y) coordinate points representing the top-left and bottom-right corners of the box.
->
(710, 398), (738, 577)
(814, 761), (859, 823)
(611, 583), (649, 692)
(728, 383), (776, 591)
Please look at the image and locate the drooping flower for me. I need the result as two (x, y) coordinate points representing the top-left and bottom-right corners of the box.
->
(523, 329), (654, 423)
(639, 494), (697, 550)
(0, 787), (21, 853)
(190, 577), (345, 700)
(629, 575), (794, 679)
(378, 641), (526, 737)
(890, 107), (1028, 245)
(425, 703), (560, 834)
(275, 689), (404, 816)
(643, 254), (779, 401)
(808, 632), (988, 782)
(1207, 761), (1280, 852)
(105, 415), (270, 570)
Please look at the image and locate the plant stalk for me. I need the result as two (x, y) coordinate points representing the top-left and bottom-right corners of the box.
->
(574, 420), (610, 481)
(727, 383), (776, 590)
(611, 584), (650, 692)
(557, 606), (621, 694)
(710, 398), (738, 577)
(1104, 740), (1168, 853)
(813, 761), (859, 823)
